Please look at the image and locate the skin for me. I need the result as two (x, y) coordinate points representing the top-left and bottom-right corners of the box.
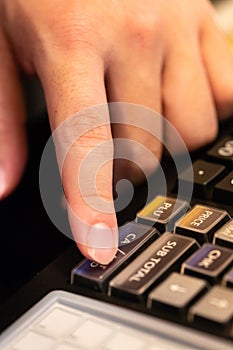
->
(0, 0), (233, 264)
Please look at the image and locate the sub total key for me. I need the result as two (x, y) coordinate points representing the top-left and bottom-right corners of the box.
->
(108, 233), (199, 302)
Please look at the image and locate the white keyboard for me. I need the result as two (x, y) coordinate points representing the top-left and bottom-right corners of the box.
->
(0, 291), (232, 350)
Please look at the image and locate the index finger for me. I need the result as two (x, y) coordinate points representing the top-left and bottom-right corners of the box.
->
(37, 50), (118, 264)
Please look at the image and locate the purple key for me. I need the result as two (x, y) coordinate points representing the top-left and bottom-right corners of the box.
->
(71, 222), (159, 291)
(181, 244), (233, 285)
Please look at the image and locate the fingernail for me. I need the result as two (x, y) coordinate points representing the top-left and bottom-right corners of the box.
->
(0, 166), (7, 199)
(86, 223), (118, 264)
(87, 246), (118, 265)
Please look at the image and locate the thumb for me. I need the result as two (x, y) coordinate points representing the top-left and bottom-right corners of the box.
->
(37, 52), (118, 264)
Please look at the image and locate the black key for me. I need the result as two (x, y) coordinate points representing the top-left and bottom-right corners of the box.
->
(213, 171), (233, 205)
(108, 233), (198, 302)
(174, 205), (230, 244)
(70, 222), (159, 291)
(213, 219), (233, 249)
(178, 160), (226, 200)
(223, 268), (233, 289)
(189, 286), (233, 336)
(136, 195), (189, 232)
(181, 244), (233, 285)
(206, 136), (233, 168)
(147, 272), (208, 321)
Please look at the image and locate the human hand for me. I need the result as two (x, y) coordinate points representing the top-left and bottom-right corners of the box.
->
(0, 0), (233, 264)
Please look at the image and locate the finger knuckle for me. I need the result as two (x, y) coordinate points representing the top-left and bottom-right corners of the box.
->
(40, 6), (99, 53)
(51, 21), (93, 51)
(125, 10), (160, 44)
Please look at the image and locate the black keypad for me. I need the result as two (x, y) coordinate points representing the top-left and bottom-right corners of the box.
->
(69, 124), (233, 340)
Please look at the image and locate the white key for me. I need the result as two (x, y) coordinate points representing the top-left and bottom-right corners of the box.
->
(105, 333), (145, 350)
(71, 319), (112, 348)
(37, 308), (82, 337)
(54, 344), (78, 350)
(12, 331), (54, 350)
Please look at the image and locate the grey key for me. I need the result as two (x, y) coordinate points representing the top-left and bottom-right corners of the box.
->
(213, 219), (233, 249)
(108, 233), (199, 302)
(189, 286), (233, 336)
(147, 273), (208, 321)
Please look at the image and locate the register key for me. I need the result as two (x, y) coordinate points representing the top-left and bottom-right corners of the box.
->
(181, 244), (233, 285)
(175, 205), (230, 244)
(71, 222), (159, 291)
